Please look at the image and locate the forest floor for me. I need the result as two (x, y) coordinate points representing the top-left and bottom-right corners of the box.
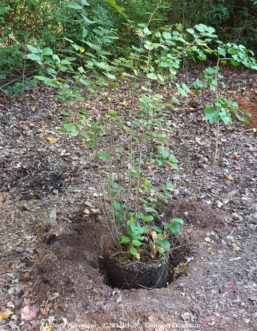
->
(0, 67), (257, 331)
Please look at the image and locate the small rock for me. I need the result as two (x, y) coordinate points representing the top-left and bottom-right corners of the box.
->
(250, 203), (257, 212)
(14, 247), (23, 254)
(49, 206), (57, 228)
(232, 213), (241, 220)
(11, 314), (18, 321)
(25, 247), (34, 254)
(117, 296), (122, 303)
(216, 201), (223, 208)
(181, 311), (194, 321)
(7, 301), (15, 308)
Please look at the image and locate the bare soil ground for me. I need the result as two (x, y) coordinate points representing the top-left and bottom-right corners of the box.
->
(0, 67), (257, 331)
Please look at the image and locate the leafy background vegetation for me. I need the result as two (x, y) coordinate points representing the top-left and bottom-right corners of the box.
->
(0, 0), (256, 86)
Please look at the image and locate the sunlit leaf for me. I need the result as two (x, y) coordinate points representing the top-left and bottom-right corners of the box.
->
(0, 310), (13, 322)
(130, 247), (140, 259)
(46, 137), (57, 143)
(27, 45), (40, 53)
(66, 2), (83, 9)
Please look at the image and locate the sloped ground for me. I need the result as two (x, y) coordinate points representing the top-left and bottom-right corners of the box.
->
(0, 67), (256, 330)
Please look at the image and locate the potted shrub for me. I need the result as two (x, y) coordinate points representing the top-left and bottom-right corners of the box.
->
(26, 16), (256, 288)
(60, 90), (184, 289)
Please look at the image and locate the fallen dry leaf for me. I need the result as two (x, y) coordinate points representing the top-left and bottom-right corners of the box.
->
(41, 321), (53, 331)
(223, 173), (232, 181)
(41, 306), (50, 315)
(21, 123), (35, 130)
(120, 101), (128, 106)
(46, 137), (57, 143)
(232, 152), (239, 161)
(234, 165), (242, 171)
(20, 271), (30, 281)
(0, 309), (13, 322)
(4, 268), (11, 273)
(20, 305), (38, 321)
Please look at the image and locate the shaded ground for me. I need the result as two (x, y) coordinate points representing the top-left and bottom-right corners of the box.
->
(0, 67), (257, 330)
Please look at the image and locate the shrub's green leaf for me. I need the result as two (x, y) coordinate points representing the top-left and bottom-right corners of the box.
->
(171, 218), (184, 225)
(63, 123), (76, 131)
(161, 149), (169, 158)
(28, 54), (42, 62)
(88, 139), (95, 148)
(146, 207), (157, 213)
(66, 2), (83, 9)
(34, 76), (59, 87)
(120, 236), (130, 244)
(169, 162), (178, 170)
(186, 28), (195, 35)
(130, 247), (140, 259)
(59, 109), (69, 116)
(163, 32), (171, 40)
(147, 73), (157, 80)
(169, 155), (178, 163)
(204, 106), (220, 123)
(182, 83), (191, 93)
(230, 60), (240, 67)
(104, 72), (116, 80)
(130, 171), (139, 177)
(218, 47), (226, 57)
(70, 130), (79, 136)
(113, 201), (121, 210)
(219, 111), (232, 125)
(43, 47), (53, 56)
(155, 239), (170, 250)
(167, 223), (180, 234)
(172, 96), (180, 105)
(144, 215), (154, 222)
(80, 131), (89, 139)
(100, 151), (111, 159)
(151, 226), (162, 233)
(27, 45), (40, 53)
(132, 239), (142, 246)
